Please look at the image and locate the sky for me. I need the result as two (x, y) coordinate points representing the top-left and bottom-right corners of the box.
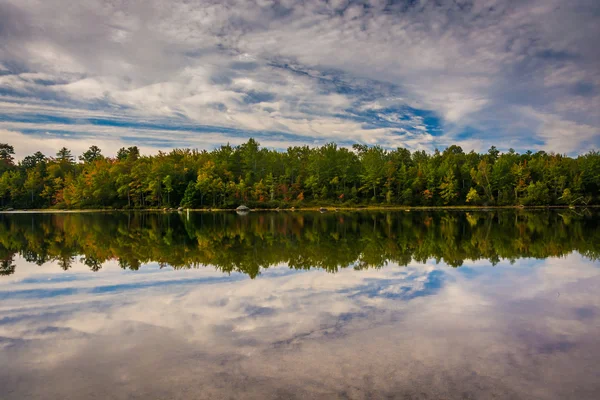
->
(0, 0), (599, 159)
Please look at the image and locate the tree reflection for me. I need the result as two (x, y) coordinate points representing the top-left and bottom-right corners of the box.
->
(0, 210), (598, 277)
(0, 256), (16, 276)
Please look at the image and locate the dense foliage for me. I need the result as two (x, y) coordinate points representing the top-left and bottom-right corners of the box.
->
(1, 210), (598, 277)
(1, 140), (599, 209)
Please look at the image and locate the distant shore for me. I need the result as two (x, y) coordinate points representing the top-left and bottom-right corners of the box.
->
(0, 205), (596, 213)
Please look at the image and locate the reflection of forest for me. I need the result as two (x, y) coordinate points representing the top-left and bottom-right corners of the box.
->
(1, 211), (598, 277)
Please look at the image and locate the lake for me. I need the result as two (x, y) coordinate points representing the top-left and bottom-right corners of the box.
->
(0, 210), (599, 399)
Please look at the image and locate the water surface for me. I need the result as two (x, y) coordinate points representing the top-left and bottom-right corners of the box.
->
(0, 210), (599, 399)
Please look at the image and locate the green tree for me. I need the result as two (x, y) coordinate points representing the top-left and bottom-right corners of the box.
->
(163, 175), (174, 206)
(523, 181), (550, 205)
(79, 145), (103, 163)
(0, 140), (598, 209)
(439, 170), (459, 204)
(21, 151), (46, 169)
(181, 181), (199, 208)
(466, 187), (481, 204)
(0, 144), (15, 174)
(359, 146), (387, 200)
(56, 147), (74, 163)
(471, 160), (494, 204)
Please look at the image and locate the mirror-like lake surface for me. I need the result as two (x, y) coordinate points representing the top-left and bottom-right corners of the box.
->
(0, 210), (599, 399)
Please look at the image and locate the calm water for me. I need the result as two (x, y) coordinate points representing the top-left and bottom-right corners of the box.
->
(0, 210), (599, 399)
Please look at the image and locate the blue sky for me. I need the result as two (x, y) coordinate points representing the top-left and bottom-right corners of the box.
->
(0, 0), (599, 159)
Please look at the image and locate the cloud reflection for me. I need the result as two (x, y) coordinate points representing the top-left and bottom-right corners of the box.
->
(0, 253), (599, 399)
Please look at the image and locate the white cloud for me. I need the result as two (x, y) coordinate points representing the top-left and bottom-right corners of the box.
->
(0, 0), (598, 154)
(0, 128), (150, 160)
(521, 107), (598, 154)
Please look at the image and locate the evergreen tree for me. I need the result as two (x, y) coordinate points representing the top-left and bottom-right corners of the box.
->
(0, 139), (598, 209)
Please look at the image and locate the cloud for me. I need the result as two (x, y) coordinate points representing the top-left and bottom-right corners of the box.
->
(521, 107), (598, 154)
(0, 0), (598, 156)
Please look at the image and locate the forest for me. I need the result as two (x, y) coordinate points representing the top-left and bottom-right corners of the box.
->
(0, 140), (599, 209)
(1, 210), (598, 277)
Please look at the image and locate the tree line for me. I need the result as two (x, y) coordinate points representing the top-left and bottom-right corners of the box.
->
(0, 140), (599, 209)
(1, 210), (598, 277)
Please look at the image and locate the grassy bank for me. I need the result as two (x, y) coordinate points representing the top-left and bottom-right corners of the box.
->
(1, 205), (597, 213)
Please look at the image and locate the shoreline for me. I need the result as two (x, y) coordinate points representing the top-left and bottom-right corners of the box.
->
(0, 205), (596, 214)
